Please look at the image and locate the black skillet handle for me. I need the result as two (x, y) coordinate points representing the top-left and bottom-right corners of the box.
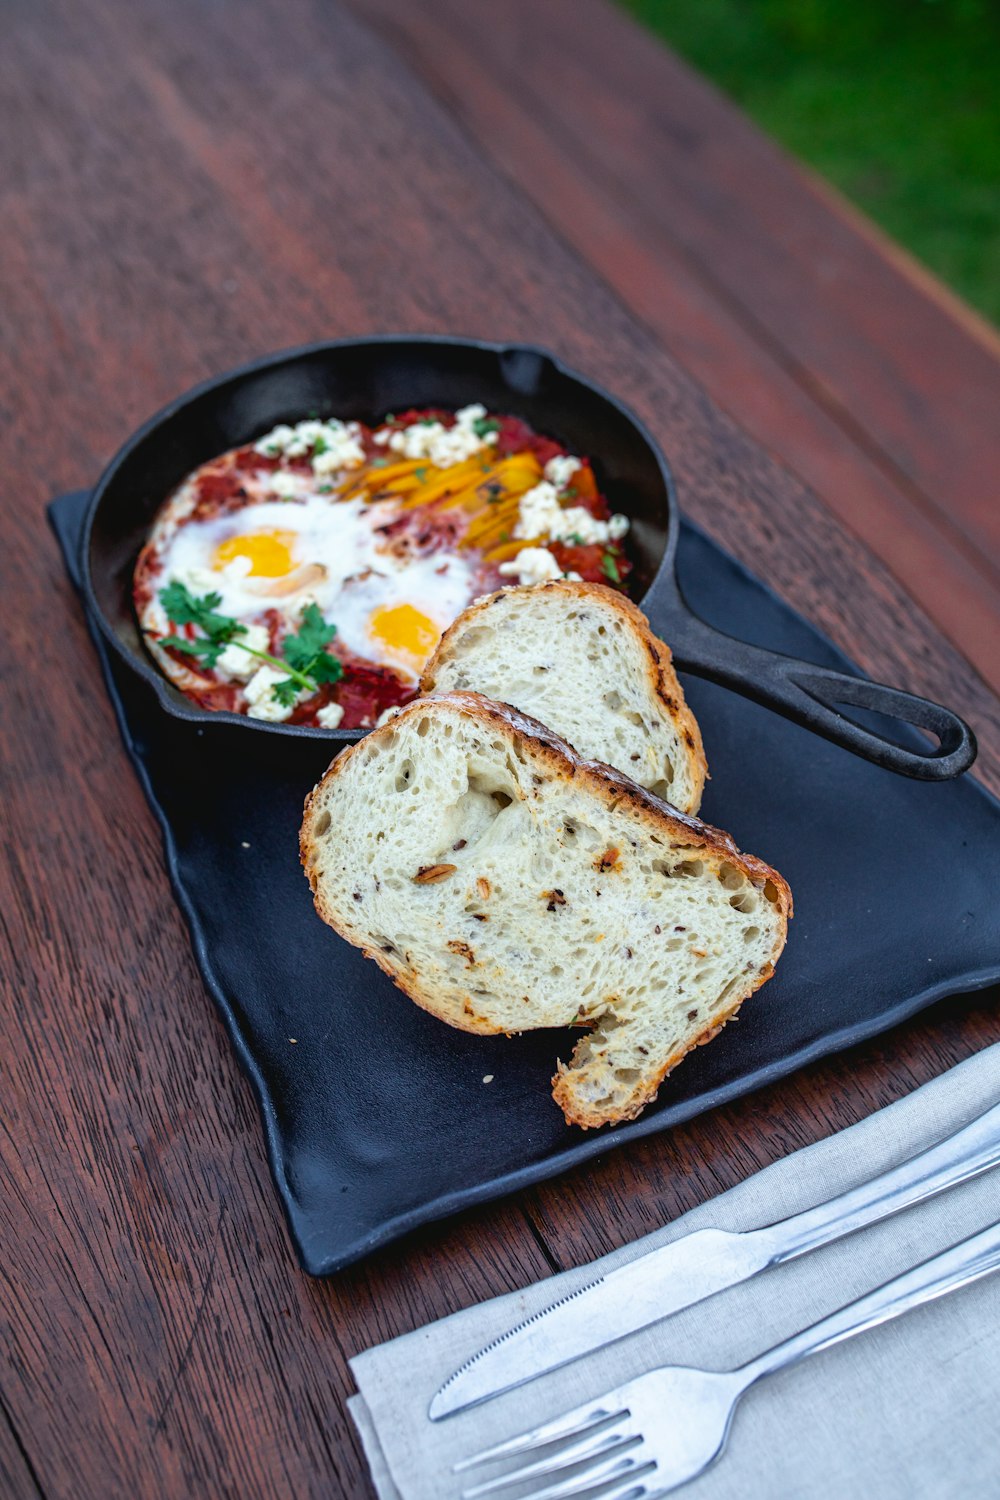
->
(662, 610), (977, 781)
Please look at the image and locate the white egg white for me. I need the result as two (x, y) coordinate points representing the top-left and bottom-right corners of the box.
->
(155, 493), (477, 681)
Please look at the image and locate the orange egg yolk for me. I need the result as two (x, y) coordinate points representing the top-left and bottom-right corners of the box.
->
(213, 530), (298, 577)
(368, 604), (441, 666)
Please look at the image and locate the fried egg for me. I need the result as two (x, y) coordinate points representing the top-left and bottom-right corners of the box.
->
(147, 491), (476, 684)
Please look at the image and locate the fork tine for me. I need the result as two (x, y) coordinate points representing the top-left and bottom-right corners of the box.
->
(464, 1451), (652, 1500)
(453, 1401), (626, 1472)
(461, 1428), (633, 1497)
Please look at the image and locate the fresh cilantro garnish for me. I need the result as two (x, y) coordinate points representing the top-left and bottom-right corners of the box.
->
(601, 552), (622, 584)
(271, 677), (301, 709)
(415, 466), (429, 482)
(568, 533), (585, 546)
(160, 580), (246, 669)
(472, 416), (501, 438)
(317, 483), (333, 494)
(312, 433), (330, 456)
(281, 603), (343, 684)
(158, 584), (341, 707)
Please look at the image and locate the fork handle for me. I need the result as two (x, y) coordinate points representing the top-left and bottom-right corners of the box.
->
(756, 1100), (1000, 1266)
(745, 1220), (1000, 1386)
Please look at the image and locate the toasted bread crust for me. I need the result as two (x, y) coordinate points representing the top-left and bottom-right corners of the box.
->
(301, 692), (791, 1126)
(421, 580), (708, 811)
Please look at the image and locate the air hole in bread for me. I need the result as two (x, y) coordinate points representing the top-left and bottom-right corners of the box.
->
(763, 880), (781, 905)
(675, 859), (705, 878)
(395, 760), (414, 792)
(718, 862), (743, 890)
(416, 717), (431, 737)
(729, 891), (756, 914)
(743, 926), (761, 943)
(312, 810), (331, 837)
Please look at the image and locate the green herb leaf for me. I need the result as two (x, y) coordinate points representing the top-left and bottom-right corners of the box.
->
(271, 678), (301, 709)
(282, 602), (336, 672)
(601, 552), (622, 584)
(277, 603), (343, 695)
(472, 416), (501, 438)
(161, 633), (227, 670)
(568, 533), (585, 546)
(159, 580), (246, 643)
(310, 654), (344, 685)
(312, 433), (330, 456)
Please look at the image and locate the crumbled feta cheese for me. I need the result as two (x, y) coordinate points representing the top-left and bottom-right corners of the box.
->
(254, 423), (296, 456)
(244, 665), (297, 721)
(513, 480), (629, 547)
(384, 403), (497, 468)
(312, 427), (367, 475)
(543, 454), (582, 490)
(269, 470), (302, 498)
(215, 623), (271, 682)
(316, 702), (345, 729)
(498, 547), (582, 586)
(375, 705), (403, 727)
(513, 481), (564, 541)
(254, 419), (365, 473)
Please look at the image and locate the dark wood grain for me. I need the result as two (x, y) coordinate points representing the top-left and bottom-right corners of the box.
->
(349, 0), (1000, 693)
(2, 1), (998, 1497)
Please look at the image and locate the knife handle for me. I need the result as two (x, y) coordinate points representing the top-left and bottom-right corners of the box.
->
(746, 1219), (1000, 1386)
(756, 1099), (1000, 1267)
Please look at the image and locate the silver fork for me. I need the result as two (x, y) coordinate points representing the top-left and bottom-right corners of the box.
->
(456, 1219), (1000, 1499)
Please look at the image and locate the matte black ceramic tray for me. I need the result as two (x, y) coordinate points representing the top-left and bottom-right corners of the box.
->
(51, 489), (1000, 1275)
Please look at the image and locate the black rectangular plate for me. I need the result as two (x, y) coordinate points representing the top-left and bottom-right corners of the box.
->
(51, 490), (1000, 1275)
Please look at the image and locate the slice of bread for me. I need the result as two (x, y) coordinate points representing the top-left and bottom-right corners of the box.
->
(301, 692), (791, 1129)
(420, 580), (707, 814)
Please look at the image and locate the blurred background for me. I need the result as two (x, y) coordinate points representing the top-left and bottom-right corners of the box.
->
(624, 0), (999, 324)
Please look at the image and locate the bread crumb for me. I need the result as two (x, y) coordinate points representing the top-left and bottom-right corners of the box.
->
(482, 1074), (494, 1083)
(289, 1037), (298, 1044)
(241, 841), (251, 849)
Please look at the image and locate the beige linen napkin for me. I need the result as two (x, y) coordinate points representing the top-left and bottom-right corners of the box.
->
(349, 1044), (1000, 1499)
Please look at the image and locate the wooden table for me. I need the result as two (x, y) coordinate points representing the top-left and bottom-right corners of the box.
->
(3, 1), (999, 1494)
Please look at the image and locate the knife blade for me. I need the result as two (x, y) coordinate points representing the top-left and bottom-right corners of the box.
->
(429, 1227), (766, 1419)
(429, 1096), (1000, 1419)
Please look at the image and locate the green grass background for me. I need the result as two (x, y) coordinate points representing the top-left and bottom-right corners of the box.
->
(620, 0), (1000, 325)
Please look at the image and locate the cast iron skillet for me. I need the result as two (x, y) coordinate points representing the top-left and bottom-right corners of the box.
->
(83, 336), (976, 779)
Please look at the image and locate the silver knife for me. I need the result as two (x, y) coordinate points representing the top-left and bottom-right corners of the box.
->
(430, 1096), (1000, 1419)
